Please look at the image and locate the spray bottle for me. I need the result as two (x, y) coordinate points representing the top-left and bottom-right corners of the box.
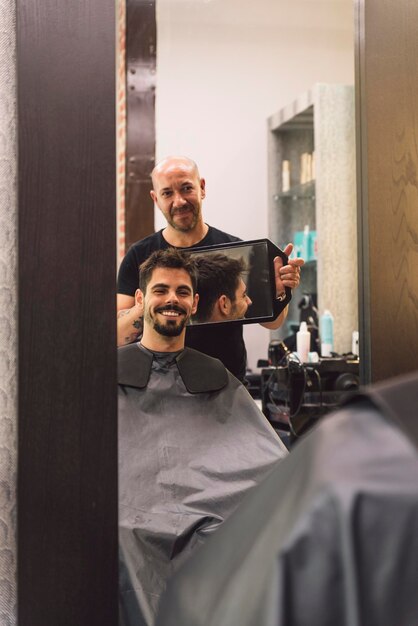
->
(296, 321), (311, 363)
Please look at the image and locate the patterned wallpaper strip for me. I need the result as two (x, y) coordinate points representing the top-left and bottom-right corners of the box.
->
(116, 0), (126, 268)
(0, 0), (17, 623)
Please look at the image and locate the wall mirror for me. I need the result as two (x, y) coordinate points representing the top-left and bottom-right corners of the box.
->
(116, 2), (356, 620)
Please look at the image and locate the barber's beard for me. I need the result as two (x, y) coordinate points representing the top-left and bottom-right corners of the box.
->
(169, 204), (200, 232)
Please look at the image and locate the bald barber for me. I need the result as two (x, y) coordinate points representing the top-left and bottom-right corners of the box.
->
(117, 156), (304, 380)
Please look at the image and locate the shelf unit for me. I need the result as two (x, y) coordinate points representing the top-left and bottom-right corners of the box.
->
(268, 83), (357, 353)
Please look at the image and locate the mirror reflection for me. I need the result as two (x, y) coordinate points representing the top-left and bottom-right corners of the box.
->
(190, 243), (271, 324)
(192, 251), (254, 323)
(117, 1), (355, 624)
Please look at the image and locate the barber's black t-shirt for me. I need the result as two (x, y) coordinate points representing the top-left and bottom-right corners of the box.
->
(117, 226), (247, 381)
(185, 323), (247, 383)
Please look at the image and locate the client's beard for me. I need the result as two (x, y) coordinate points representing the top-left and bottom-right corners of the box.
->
(146, 305), (189, 337)
(153, 317), (187, 337)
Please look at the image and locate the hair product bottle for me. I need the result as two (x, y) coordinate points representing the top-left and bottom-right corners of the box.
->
(320, 309), (334, 357)
(296, 321), (311, 363)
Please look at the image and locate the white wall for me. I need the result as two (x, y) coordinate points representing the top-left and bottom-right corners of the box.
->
(155, 0), (354, 369)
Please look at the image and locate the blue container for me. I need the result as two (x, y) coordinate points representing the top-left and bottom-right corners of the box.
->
(308, 230), (317, 260)
(320, 310), (334, 356)
(294, 225), (310, 260)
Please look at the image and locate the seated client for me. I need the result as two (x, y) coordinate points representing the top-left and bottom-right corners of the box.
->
(118, 248), (286, 626)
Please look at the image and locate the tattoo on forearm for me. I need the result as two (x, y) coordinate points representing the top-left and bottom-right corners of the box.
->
(118, 308), (142, 345)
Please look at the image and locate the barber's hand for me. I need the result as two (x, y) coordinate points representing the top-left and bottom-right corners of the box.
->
(274, 243), (304, 298)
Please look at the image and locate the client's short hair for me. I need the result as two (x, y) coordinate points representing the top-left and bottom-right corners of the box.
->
(194, 253), (246, 322)
(139, 248), (198, 294)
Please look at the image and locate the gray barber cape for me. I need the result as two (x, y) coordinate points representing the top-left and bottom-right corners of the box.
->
(118, 343), (287, 626)
(156, 372), (418, 626)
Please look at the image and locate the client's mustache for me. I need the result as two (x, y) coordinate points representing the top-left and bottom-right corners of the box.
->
(155, 304), (186, 314)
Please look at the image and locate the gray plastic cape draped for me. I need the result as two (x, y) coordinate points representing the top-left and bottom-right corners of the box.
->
(118, 343), (287, 626)
(156, 372), (418, 626)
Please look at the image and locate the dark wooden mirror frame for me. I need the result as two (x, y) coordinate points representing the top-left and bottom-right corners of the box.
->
(17, 1), (118, 624)
(15, 0), (418, 623)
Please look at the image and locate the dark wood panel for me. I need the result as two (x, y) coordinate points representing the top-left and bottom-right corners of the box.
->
(125, 0), (156, 248)
(17, 1), (118, 624)
(356, 0), (418, 382)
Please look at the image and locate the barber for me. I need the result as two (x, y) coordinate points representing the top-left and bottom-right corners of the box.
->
(117, 155), (304, 380)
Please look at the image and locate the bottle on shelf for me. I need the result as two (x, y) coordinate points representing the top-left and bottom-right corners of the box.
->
(298, 293), (320, 354)
(320, 309), (334, 357)
(308, 229), (317, 261)
(294, 224), (310, 260)
(282, 160), (290, 192)
(352, 330), (359, 357)
(296, 321), (311, 363)
(300, 152), (315, 185)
